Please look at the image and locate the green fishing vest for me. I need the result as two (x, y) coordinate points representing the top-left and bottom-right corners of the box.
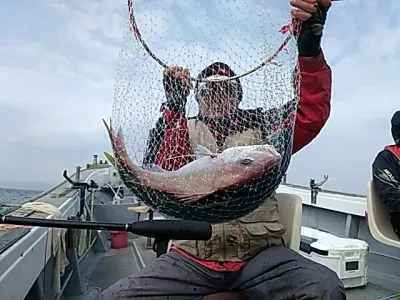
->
(171, 119), (286, 262)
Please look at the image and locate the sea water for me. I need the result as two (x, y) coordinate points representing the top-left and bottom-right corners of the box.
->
(0, 187), (42, 205)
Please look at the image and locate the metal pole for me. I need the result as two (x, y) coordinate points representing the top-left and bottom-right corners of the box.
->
(75, 166), (81, 182)
(93, 154), (98, 165)
(146, 210), (154, 248)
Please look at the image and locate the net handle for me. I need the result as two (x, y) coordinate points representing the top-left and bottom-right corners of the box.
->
(127, 0), (296, 83)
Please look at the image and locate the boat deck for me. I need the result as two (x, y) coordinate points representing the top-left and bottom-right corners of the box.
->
(0, 174), (88, 300)
(0, 181), (78, 254)
(2, 166), (399, 299)
(86, 236), (400, 300)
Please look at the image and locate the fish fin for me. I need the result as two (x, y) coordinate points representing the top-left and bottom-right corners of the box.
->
(171, 190), (216, 204)
(142, 180), (213, 204)
(104, 151), (116, 167)
(141, 163), (165, 173)
(195, 144), (219, 159)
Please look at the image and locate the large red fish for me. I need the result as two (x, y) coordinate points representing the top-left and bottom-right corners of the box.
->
(103, 119), (282, 204)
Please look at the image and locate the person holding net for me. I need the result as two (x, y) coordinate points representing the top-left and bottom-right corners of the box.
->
(99, 0), (346, 299)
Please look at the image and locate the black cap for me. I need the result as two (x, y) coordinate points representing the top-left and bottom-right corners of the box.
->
(197, 62), (237, 79)
(391, 110), (400, 126)
(195, 62), (243, 104)
(391, 110), (400, 144)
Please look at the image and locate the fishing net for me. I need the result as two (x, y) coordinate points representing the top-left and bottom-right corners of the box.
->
(108, 0), (301, 223)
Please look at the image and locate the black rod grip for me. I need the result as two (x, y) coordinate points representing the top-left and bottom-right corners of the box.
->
(131, 220), (212, 240)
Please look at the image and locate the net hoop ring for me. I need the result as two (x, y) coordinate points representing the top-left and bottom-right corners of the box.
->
(127, 0), (298, 83)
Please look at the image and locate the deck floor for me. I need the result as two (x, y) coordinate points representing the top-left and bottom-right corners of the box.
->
(345, 269), (400, 300)
(89, 240), (142, 292)
(87, 236), (399, 300)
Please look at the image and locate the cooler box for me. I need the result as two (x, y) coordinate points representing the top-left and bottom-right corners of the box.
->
(299, 226), (369, 289)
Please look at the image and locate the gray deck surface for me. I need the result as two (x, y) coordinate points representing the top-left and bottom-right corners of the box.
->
(346, 272), (399, 300)
(88, 235), (154, 293)
(90, 241), (142, 291)
(87, 236), (400, 300)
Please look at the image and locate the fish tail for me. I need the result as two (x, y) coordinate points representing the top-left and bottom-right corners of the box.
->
(103, 118), (121, 162)
(102, 118), (113, 142)
(102, 118), (141, 184)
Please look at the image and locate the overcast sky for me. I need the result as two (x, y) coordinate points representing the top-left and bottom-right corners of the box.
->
(0, 0), (399, 194)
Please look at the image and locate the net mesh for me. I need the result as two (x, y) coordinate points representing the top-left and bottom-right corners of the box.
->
(107, 0), (301, 223)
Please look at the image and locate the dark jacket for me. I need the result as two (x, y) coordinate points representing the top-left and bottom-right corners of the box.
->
(372, 144), (400, 238)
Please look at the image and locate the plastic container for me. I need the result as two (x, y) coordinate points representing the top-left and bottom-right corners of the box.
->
(110, 231), (128, 249)
(299, 226), (369, 289)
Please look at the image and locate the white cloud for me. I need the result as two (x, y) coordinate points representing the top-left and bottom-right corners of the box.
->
(0, 0), (399, 196)
(0, 0), (122, 186)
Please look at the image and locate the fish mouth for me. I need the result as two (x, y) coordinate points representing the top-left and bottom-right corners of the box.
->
(253, 145), (282, 169)
(253, 154), (281, 168)
(253, 145), (281, 158)
(268, 147), (281, 158)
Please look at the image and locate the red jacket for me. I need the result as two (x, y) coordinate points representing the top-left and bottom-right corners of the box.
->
(154, 51), (332, 171)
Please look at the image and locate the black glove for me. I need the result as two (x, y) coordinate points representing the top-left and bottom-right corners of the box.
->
(297, 2), (330, 57)
(162, 72), (190, 113)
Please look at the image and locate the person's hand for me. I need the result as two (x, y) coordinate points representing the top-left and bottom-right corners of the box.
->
(290, 0), (331, 22)
(163, 66), (192, 93)
(289, 0), (332, 57)
(162, 66), (192, 112)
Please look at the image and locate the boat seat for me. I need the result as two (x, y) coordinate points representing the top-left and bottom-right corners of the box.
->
(366, 180), (400, 248)
(276, 192), (302, 252)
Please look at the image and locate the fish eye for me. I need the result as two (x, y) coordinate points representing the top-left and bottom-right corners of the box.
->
(239, 158), (254, 165)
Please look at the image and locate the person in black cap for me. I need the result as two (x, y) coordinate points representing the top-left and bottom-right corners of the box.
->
(99, 0), (346, 299)
(372, 110), (400, 239)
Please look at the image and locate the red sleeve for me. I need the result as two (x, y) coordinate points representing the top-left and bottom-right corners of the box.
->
(291, 51), (332, 155)
(155, 109), (191, 171)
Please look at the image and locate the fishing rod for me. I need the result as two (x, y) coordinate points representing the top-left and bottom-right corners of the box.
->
(1, 214), (212, 257)
(0, 166), (210, 258)
(0, 215), (212, 241)
(4, 169), (211, 240)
